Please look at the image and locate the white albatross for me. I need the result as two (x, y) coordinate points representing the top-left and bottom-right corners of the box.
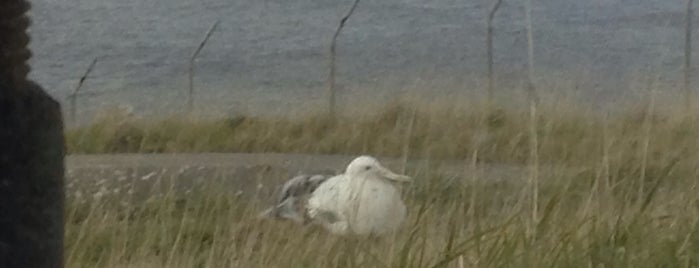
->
(260, 156), (412, 236)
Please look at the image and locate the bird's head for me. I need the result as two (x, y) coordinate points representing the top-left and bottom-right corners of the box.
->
(345, 156), (412, 183)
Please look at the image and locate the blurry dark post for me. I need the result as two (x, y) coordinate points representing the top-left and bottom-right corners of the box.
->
(188, 20), (220, 114)
(486, 0), (503, 108)
(0, 0), (65, 267)
(685, 0), (694, 111)
(67, 57), (99, 125)
(328, 0), (361, 118)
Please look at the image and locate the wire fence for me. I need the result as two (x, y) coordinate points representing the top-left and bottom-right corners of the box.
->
(31, 0), (696, 126)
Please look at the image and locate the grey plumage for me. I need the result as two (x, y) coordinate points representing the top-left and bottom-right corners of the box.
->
(259, 174), (331, 224)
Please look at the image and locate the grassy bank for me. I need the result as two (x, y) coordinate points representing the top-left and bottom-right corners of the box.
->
(66, 150), (699, 267)
(67, 98), (698, 165)
(66, 98), (699, 267)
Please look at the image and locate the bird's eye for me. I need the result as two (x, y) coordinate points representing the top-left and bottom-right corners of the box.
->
(364, 166), (371, 170)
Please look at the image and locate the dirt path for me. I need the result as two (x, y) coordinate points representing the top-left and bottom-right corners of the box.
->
(65, 153), (582, 203)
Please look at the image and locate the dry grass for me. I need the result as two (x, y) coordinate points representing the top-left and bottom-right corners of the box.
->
(67, 97), (697, 165)
(66, 96), (699, 267)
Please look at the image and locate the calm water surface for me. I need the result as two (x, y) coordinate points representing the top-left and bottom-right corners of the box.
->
(27, 0), (689, 119)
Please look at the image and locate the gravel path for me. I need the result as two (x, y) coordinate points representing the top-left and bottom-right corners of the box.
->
(66, 153), (583, 203)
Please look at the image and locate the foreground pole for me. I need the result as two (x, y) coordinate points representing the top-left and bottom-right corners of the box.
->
(0, 0), (66, 267)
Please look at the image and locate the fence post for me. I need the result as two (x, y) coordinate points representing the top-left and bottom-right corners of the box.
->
(67, 57), (100, 125)
(188, 20), (220, 114)
(486, 0), (503, 108)
(327, 0), (360, 118)
(685, 0), (694, 111)
(524, 0), (540, 241)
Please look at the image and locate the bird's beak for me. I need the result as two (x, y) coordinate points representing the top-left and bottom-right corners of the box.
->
(378, 165), (412, 183)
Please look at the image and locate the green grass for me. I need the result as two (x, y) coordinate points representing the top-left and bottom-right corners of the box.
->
(66, 97), (699, 267)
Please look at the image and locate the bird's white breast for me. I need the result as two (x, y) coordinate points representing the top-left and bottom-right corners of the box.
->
(348, 177), (407, 235)
(307, 175), (407, 235)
